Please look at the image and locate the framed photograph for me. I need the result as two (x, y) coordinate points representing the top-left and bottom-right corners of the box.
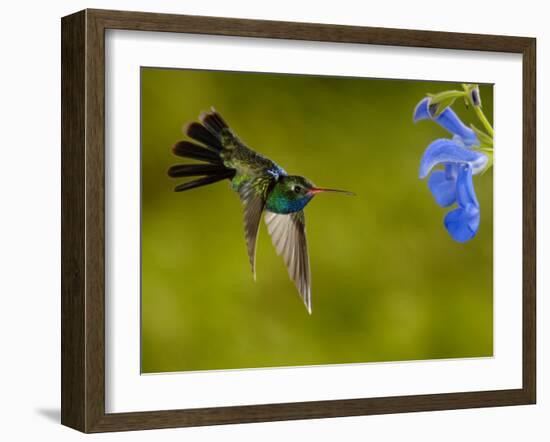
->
(61, 9), (536, 433)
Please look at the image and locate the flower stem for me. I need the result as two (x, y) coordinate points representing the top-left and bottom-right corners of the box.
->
(473, 105), (494, 138)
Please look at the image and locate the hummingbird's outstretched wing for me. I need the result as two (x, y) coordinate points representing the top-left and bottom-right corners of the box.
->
(239, 180), (267, 280)
(264, 211), (311, 313)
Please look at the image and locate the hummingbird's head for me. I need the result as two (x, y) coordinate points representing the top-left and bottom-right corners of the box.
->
(267, 175), (354, 214)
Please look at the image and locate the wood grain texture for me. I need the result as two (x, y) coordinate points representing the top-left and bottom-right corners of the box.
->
(61, 10), (86, 431)
(84, 9), (107, 432)
(522, 38), (536, 404)
(88, 8), (533, 52)
(60, 8), (537, 433)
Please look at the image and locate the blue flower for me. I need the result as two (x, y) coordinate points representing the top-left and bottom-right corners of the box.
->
(414, 97), (478, 146)
(444, 164), (480, 242)
(414, 97), (487, 242)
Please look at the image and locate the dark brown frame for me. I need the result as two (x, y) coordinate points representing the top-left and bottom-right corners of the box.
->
(61, 8), (536, 433)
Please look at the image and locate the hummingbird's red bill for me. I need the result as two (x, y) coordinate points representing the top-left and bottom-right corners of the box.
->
(308, 187), (355, 196)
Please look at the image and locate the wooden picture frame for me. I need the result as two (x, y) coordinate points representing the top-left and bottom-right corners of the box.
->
(61, 8), (536, 433)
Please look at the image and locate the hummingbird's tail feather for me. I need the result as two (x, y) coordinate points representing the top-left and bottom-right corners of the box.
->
(170, 108), (238, 192)
(168, 163), (236, 192)
(186, 108), (243, 154)
(185, 122), (223, 152)
(172, 141), (223, 164)
(200, 108), (246, 152)
(169, 140), (236, 192)
(200, 108), (229, 135)
(168, 164), (229, 178)
(173, 171), (235, 192)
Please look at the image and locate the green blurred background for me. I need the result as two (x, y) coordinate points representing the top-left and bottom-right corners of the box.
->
(141, 68), (493, 373)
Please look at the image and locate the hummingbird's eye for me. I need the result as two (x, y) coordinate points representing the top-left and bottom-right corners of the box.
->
(293, 185), (302, 194)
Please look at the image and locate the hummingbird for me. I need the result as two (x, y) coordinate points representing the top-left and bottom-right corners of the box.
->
(168, 108), (353, 313)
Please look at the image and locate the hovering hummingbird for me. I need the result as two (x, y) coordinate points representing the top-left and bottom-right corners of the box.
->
(168, 109), (353, 313)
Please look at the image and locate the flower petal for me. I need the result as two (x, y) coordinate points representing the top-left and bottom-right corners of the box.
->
(437, 108), (478, 147)
(427, 164), (457, 207)
(455, 164), (479, 209)
(443, 165), (480, 242)
(413, 97), (432, 122)
(444, 206), (480, 242)
(419, 139), (488, 179)
(413, 97), (478, 146)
